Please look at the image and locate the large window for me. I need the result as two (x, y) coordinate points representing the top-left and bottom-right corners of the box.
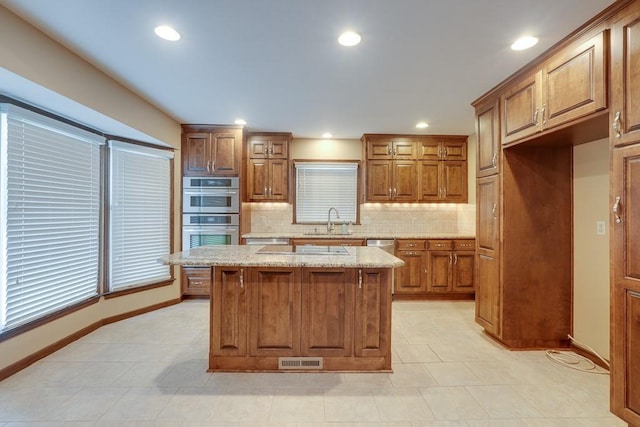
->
(108, 140), (172, 291)
(294, 161), (359, 223)
(0, 104), (103, 332)
(0, 102), (174, 336)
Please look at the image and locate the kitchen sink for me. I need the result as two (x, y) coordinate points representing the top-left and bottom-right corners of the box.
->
(256, 245), (350, 255)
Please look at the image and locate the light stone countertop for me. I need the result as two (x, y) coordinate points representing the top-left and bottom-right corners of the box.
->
(161, 245), (404, 268)
(242, 232), (475, 240)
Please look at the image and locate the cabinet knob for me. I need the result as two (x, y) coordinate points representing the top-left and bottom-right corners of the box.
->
(613, 111), (622, 138)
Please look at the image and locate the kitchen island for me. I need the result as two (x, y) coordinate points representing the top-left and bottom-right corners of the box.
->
(162, 245), (404, 372)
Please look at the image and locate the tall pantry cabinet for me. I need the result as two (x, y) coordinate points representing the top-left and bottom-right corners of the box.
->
(610, 2), (640, 424)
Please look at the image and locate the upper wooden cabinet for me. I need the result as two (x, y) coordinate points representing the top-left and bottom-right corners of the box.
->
(246, 132), (291, 202)
(363, 134), (468, 203)
(182, 125), (242, 176)
(475, 98), (500, 177)
(501, 31), (607, 145)
(611, 4), (640, 146)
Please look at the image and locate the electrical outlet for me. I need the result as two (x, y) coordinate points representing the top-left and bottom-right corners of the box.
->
(596, 221), (606, 236)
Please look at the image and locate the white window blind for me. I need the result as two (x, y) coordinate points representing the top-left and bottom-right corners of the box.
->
(0, 104), (103, 333)
(295, 162), (358, 223)
(109, 140), (173, 291)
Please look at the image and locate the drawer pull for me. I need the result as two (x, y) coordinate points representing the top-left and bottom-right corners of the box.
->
(630, 291), (640, 299)
(191, 281), (203, 285)
(240, 268), (244, 288)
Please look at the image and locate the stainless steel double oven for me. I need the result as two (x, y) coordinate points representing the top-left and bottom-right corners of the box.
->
(182, 176), (239, 251)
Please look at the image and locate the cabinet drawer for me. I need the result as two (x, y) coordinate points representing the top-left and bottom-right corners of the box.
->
(454, 240), (475, 250)
(182, 267), (212, 295)
(396, 239), (426, 250)
(427, 240), (454, 250)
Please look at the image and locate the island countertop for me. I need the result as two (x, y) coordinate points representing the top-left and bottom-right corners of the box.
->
(161, 244), (405, 268)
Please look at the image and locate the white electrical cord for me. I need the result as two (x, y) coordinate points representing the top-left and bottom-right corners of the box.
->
(544, 334), (609, 375)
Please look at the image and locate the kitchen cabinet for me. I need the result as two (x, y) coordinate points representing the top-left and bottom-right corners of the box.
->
(393, 240), (428, 295)
(363, 134), (467, 203)
(208, 264), (392, 371)
(611, 142), (640, 426)
(182, 125), (242, 176)
(427, 240), (475, 293)
(475, 98), (500, 177)
(501, 31), (607, 146)
(246, 132), (291, 201)
(475, 175), (501, 335)
(211, 266), (247, 356)
(181, 267), (212, 297)
(611, 5), (640, 147)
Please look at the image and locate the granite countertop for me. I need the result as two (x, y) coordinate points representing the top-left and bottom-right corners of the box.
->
(242, 232), (475, 240)
(161, 245), (404, 268)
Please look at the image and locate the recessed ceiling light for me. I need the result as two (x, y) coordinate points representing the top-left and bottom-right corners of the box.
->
(234, 118), (247, 125)
(416, 122), (429, 129)
(154, 25), (181, 41)
(511, 36), (538, 51)
(338, 31), (361, 47)
(322, 132), (333, 138)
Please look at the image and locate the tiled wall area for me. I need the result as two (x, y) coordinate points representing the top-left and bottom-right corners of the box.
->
(247, 203), (476, 236)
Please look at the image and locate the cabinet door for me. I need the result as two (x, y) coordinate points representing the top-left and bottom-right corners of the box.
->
(476, 253), (500, 336)
(392, 140), (417, 159)
(418, 161), (440, 201)
(394, 250), (427, 294)
(183, 132), (212, 176)
(542, 31), (606, 130)
(501, 70), (542, 145)
(301, 268), (354, 357)
(367, 139), (393, 160)
(442, 161), (468, 203)
(268, 158), (289, 201)
(441, 139), (467, 161)
(611, 143), (640, 425)
(476, 98), (500, 177)
(452, 250), (475, 292)
(418, 138), (441, 161)
(427, 251), (452, 292)
(611, 5), (640, 146)
(211, 267), (247, 356)
(366, 160), (392, 201)
(268, 139), (289, 159)
(247, 158), (269, 200)
(182, 267), (211, 296)
(211, 130), (241, 176)
(354, 268), (391, 360)
(477, 175), (500, 253)
(249, 267), (301, 356)
(392, 161), (418, 201)
(248, 138), (269, 159)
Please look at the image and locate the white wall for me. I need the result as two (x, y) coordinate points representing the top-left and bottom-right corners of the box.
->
(573, 138), (610, 359)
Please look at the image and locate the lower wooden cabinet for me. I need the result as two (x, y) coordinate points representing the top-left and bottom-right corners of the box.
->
(209, 265), (392, 371)
(394, 239), (475, 299)
(181, 267), (212, 297)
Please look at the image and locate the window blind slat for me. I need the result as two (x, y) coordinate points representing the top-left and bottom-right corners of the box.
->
(1, 104), (103, 332)
(108, 141), (171, 291)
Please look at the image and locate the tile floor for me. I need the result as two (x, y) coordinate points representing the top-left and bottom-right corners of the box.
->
(0, 300), (626, 426)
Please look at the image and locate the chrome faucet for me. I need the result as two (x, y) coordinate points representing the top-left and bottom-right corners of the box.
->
(327, 207), (340, 233)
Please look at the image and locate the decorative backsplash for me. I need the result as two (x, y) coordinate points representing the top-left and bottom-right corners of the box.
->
(247, 202), (476, 236)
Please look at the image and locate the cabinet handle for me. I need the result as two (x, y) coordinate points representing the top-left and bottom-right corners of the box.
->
(264, 186), (267, 195)
(393, 148), (397, 156)
(449, 253), (453, 264)
(240, 268), (244, 288)
(269, 186), (272, 196)
(211, 160), (215, 172)
(388, 187), (392, 198)
(541, 104), (546, 125)
(613, 111), (622, 138)
(492, 203), (497, 219)
(192, 281), (203, 285)
(206, 161), (211, 173)
(630, 291), (640, 299)
(393, 188), (397, 198)
(269, 145), (274, 154)
(388, 146), (393, 155)
(533, 109), (539, 126)
(492, 152), (497, 168)
(358, 269), (362, 289)
(612, 196), (622, 224)
(454, 254), (458, 264)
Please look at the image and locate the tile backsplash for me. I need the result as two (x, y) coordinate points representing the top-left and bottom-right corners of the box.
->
(247, 203), (476, 236)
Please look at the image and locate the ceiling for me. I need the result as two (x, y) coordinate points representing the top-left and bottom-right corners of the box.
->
(0, 0), (616, 141)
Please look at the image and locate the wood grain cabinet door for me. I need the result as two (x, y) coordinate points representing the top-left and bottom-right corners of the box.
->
(427, 251), (452, 292)
(354, 268), (391, 359)
(366, 160), (392, 201)
(452, 250), (475, 292)
(267, 158), (289, 201)
(418, 161), (440, 201)
(442, 161), (468, 202)
(611, 5), (640, 146)
(611, 143), (640, 426)
(210, 130), (241, 176)
(501, 71), (542, 145)
(301, 268), (354, 357)
(211, 267), (247, 356)
(476, 98), (500, 177)
(392, 160), (418, 201)
(542, 31), (606, 131)
(249, 267), (301, 357)
(394, 250), (428, 294)
(247, 158), (269, 200)
(183, 132), (212, 176)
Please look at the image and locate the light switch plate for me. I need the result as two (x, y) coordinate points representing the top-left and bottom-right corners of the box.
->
(597, 221), (606, 236)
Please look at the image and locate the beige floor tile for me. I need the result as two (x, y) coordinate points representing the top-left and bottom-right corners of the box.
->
(424, 362), (484, 386)
(372, 387), (435, 421)
(465, 385), (543, 419)
(419, 386), (488, 420)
